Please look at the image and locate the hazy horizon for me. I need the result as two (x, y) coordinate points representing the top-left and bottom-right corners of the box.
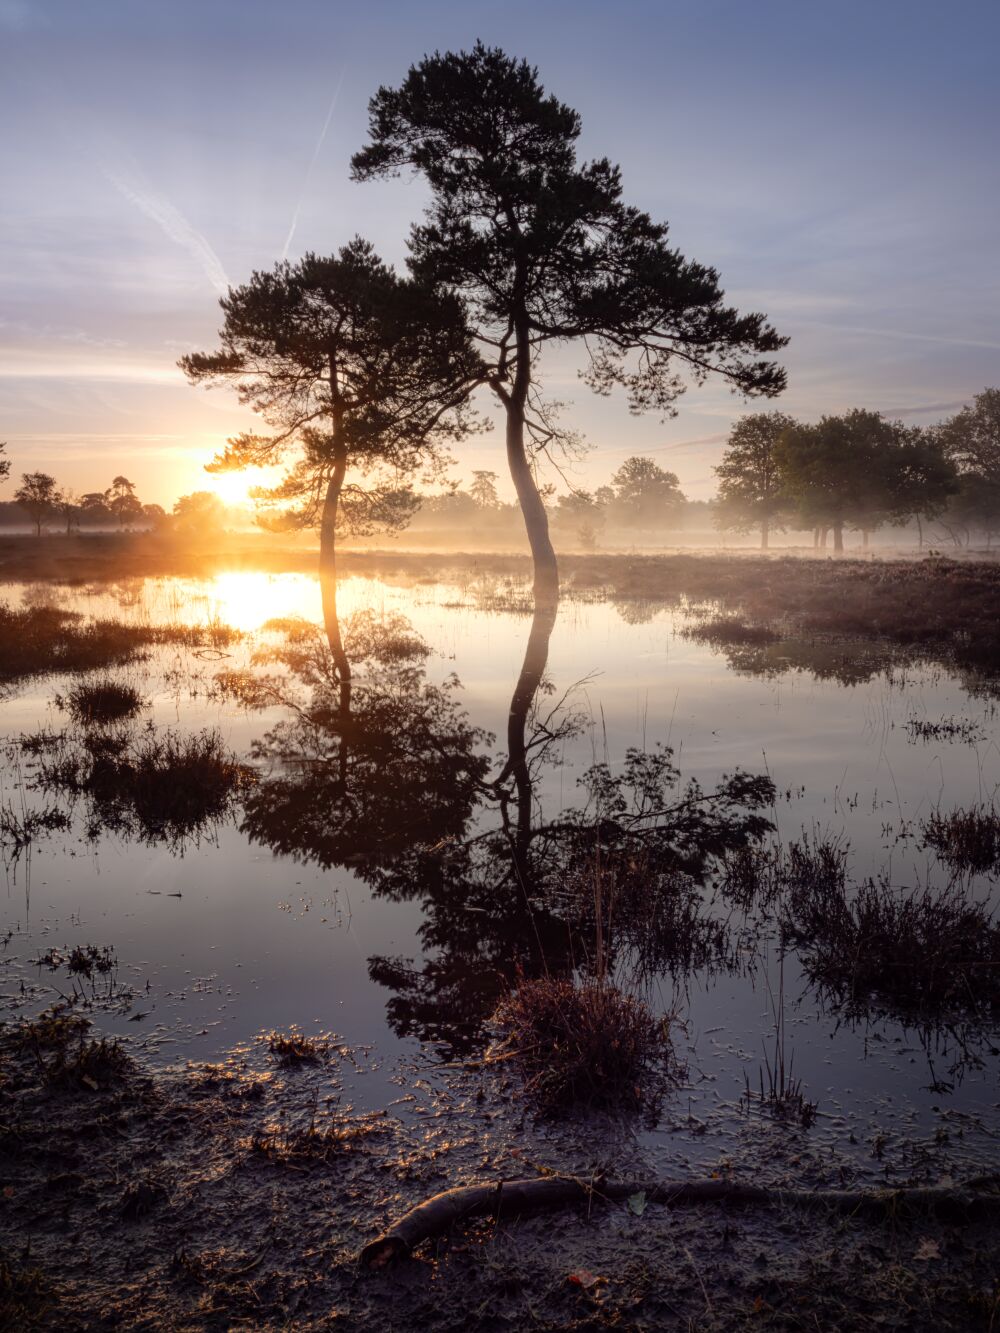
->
(2, 0), (998, 507)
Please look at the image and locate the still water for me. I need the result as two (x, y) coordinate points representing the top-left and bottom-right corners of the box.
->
(2, 569), (998, 1174)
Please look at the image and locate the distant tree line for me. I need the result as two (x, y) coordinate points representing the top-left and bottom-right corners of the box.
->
(3, 388), (997, 554)
(0, 459), (235, 540)
(713, 389), (1000, 551)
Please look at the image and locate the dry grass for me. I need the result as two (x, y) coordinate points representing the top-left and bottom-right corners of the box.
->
(262, 1028), (328, 1066)
(492, 975), (682, 1123)
(0, 600), (242, 685)
(4, 1006), (133, 1089)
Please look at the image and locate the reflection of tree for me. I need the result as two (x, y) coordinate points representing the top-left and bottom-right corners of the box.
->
(237, 580), (776, 1052)
(683, 620), (896, 687)
(366, 589), (777, 1052)
(238, 601), (492, 868)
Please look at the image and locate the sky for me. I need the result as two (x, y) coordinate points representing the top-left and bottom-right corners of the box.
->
(1, 0), (998, 506)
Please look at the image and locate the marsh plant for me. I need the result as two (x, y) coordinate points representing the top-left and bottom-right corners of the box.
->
(922, 804), (1000, 876)
(3, 1006), (133, 1090)
(784, 874), (1000, 1020)
(54, 678), (146, 726)
(492, 973), (683, 1124)
(27, 721), (251, 847)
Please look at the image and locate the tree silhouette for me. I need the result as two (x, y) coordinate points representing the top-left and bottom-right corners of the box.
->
(366, 589), (775, 1050)
(937, 388), (1000, 482)
(777, 410), (908, 552)
(352, 42), (787, 598)
(105, 476), (142, 529)
(715, 412), (796, 550)
(172, 490), (227, 538)
(181, 238), (483, 672)
(887, 429), (957, 548)
(54, 488), (80, 536)
(0, 441), (9, 486)
(14, 472), (58, 536)
(608, 456), (685, 531)
(469, 470), (500, 508)
(237, 605), (492, 872)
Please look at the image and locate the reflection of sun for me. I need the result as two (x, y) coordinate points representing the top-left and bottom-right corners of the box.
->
(204, 572), (321, 631)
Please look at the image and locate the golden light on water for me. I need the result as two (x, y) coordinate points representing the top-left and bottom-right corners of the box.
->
(196, 571), (323, 630)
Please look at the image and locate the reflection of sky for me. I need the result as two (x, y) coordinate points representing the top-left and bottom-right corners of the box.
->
(2, 570), (998, 1156)
(1, 1), (998, 503)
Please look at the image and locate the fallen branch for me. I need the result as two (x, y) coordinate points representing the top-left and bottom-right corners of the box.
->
(359, 1173), (1000, 1268)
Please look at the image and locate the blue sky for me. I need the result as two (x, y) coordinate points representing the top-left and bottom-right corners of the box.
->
(1, 0), (998, 503)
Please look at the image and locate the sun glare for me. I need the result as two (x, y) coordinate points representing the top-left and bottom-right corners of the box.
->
(207, 469), (261, 508)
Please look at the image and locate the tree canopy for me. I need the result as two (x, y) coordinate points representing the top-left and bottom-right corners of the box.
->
(105, 476), (142, 529)
(14, 472), (59, 536)
(607, 456), (684, 530)
(715, 411), (796, 549)
(180, 236), (484, 660)
(936, 388), (1000, 482)
(352, 41), (787, 593)
(776, 410), (915, 551)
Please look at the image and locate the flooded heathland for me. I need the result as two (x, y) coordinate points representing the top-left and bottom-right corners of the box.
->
(3, 556), (1000, 1328)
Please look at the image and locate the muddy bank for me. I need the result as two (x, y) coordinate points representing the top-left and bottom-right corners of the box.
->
(2, 1016), (997, 1331)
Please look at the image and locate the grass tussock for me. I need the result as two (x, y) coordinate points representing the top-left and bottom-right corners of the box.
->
(0, 802), (71, 855)
(492, 976), (682, 1123)
(4, 1007), (133, 1090)
(721, 835), (849, 914)
(262, 1028), (329, 1066)
(922, 805), (1000, 876)
(55, 678), (146, 725)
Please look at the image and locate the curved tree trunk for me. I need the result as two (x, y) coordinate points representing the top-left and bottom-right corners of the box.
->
(502, 590), (558, 863)
(506, 399), (558, 604)
(833, 521), (844, 554)
(861, 529), (870, 551)
(319, 446), (351, 687)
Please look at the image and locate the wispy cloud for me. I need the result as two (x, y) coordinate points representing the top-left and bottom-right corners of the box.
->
(281, 69), (345, 261)
(786, 318), (1000, 353)
(106, 169), (230, 295)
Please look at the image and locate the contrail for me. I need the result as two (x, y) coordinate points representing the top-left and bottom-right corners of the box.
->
(281, 69), (345, 262)
(107, 169), (230, 295)
(788, 318), (1000, 353)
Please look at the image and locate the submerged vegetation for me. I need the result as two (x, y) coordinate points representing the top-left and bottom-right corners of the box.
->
(54, 677), (146, 725)
(923, 805), (1000, 876)
(27, 722), (252, 846)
